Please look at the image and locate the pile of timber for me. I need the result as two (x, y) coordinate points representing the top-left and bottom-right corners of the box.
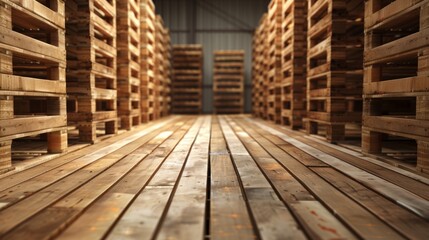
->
(0, 0), (68, 171)
(304, 0), (364, 142)
(117, 0), (141, 130)
(362, 0), (429, 172)
(252, 14), (268, 119)
(266, 0), (283, 123)
(66, 0), (118, 143)
(280, 0), (307, 129)
(140, 0), (156, 123)
(171, 44), (203, 114)
(213, 50), (245, 114)
(154, 15), (171, 119)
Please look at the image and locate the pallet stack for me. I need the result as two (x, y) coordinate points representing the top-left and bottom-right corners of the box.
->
(66, 0), (118, 143)
(266, 0), (283, 123)
(155, 15), (171, 119)
(362, 0), (429, 171)
(162, 29), (172, 117)
(0, 0), (68, 171)
(171, 45), (203, 114)
(213, 50), (245, 114)
(304, 0), (364, 142)
(280, 0), (307, 129)
(139, 0), (156, 123)
(252, 14), (268, 119)
(117, 0), (141, 130)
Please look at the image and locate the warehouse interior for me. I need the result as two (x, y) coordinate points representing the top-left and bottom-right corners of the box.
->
(0, 0), (428, 239)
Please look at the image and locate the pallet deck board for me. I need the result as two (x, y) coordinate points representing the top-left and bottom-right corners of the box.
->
(0, 115), (428, 239)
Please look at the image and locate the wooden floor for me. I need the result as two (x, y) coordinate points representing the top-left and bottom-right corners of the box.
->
(0, 115), (428, 240)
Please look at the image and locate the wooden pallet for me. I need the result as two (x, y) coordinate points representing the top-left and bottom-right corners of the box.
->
(140, 0), (155, 123)
(304, 0), (364, 142)
(280, 0), (307, 129)
(251, 14), (269, 119)
(259, 14), (269, 120)
(66, 0), (118, 143)
(154, 15), (170, 119)
(162, 29), (172, 117)
(117, 0), (141, 130)
(213, 50), (244, 114)
(171, 45), (203, 114)
(267, 0), (283, 124)
(362, 0), (429, 172)
(0, 0), (68, 171)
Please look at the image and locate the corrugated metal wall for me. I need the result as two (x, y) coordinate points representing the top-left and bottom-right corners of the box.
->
(154, 0), (270, 113)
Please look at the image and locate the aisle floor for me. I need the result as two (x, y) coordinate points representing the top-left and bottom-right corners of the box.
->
(0, 115), (428, 239)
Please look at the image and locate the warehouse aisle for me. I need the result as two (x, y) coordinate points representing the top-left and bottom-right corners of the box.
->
(0, 115), (428, 240)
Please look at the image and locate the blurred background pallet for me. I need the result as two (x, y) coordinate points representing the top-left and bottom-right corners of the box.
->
(139, 0), (156, 123)
(0, 0), (68, 171)
(117, 0), (141, 130)
(304, 0), (364, 143)
(362, 0), (429, 172)
(154, 15), (171, 119)
(266, 0), (282, 124)
(213, 50), (244, 114)
(280, 0), (307, 129)
(171, 44), (203, 114)
(162, 28), (172, 117)
(65, 0), (118, 143)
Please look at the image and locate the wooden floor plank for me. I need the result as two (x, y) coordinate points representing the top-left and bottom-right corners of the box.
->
(305, 136), (429, 185)
(0, 118), (184, 235)
(0, 117), (181, 210)
(232, 116), (404, 240)
(156, 116), (211, 240)
(107, 117), (205, 240)
(219, 116), (306, 240)
(56, 118), (197, 240)
(0, 115), (427, 240)
(248, 117), (429, 219)
(0, 116), (179, 191)
(227, 117), (358, 240)
(209, 117), (255, 240)
(313, 167), (429, 240)
(252, 117), (429, 201)
(1, 119), (191, 239)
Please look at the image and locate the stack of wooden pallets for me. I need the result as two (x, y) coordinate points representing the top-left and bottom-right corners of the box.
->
(139, 0), (156, 123)
(252, 14), (268, 119)
(304, 0), (364, 142)
(266, 0), (283, 124)
(171, 45), (203, 114)
(0, 0), (68, 171)
(280, 0), (307, 129)
(213, 50), (245, 114)
(362, 0), (429, 172)
(154, 15), (169, 119)
(66, 0), (118, 143)
(162, 29), (172, 117)
(117, 0), (141, 130)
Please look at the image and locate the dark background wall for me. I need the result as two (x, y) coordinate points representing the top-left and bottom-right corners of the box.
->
(154, 0), (270, 113)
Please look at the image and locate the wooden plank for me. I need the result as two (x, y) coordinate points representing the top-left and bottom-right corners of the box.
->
(235, 117), (403, 239)
(2, 120), (185, 239)
(219, 117), (306, 240)
(209, 117), (255, 239)
(228, 117), (360, 240)
(0, 117), (179, 192)
(0, 118), (182, 235)
(56, 117), (196, 240)
(155, 116), (211, 240)
(249, 117), (429, 220)
(107, 116), (204, 240)
(314, 167), (429, 239)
